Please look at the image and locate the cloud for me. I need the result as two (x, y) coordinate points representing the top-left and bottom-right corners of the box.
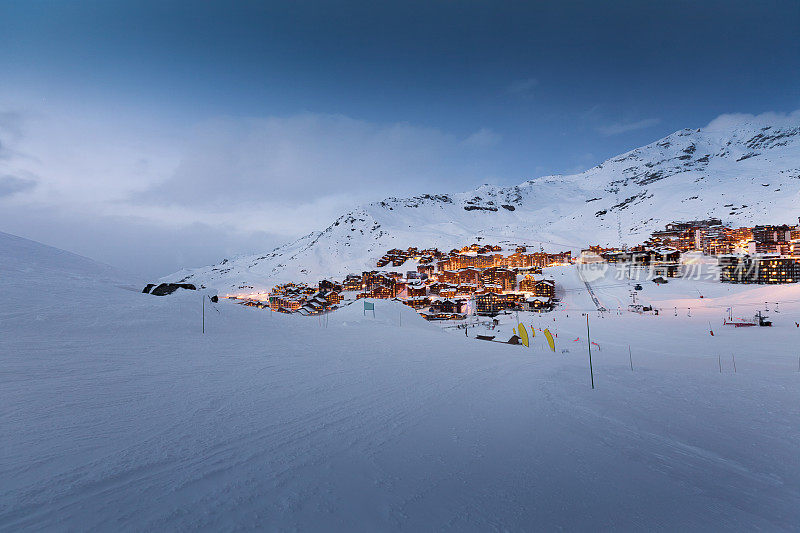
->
(704, 109), (800, 132)
(0, 111), (27, 161)
(138, 114), (495, 209)
(507, 78), (539, 96)
(0, 174), (36, 197)
(597, 118), (661, 136)
(0, 202), (285, 279)
(462, 128), (501, 148)
(0, 103), (503, 275)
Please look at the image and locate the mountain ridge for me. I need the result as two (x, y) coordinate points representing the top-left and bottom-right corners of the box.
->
(164, 117), (800, 293)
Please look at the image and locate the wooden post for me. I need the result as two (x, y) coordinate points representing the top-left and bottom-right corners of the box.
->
(629, 345), (633, 371)
(202, 295), (205, 334)
(586, 315), (595, 389)
(732, 354), (736, 373)
(718, 354), (721, 373)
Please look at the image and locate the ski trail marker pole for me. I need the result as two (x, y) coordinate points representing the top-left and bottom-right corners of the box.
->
(586, 315), (594, 389)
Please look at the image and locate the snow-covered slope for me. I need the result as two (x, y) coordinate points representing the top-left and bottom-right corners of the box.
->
(2, 232), (800, 529)
(0, 231), (142, 335)
(0, 230), (123, 285)
(165, 116), (800, 292)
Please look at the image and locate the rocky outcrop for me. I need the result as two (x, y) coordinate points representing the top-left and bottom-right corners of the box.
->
(145, 283), (197, 296)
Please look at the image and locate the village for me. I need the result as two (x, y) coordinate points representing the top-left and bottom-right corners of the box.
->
(226, 217), (800, 323)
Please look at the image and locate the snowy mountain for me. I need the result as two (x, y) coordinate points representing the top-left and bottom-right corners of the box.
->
(164, 116), (800, 293)
(0, 230), (130, 293)
(0, 231), (140, 332)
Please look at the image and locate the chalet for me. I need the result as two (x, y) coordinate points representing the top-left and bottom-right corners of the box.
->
(406, 283), (427, 297)
(342, 274), (362, 292)
(394, 280), (407, 294)
(651, 247), (680, 263)
(519, 277), (555, 298)
(241, 300), (268, 309)
(439, 286), (457, 298)
(749, 225), (794, 255)
(269, 294), (303, 311)
(439, 270), (459, 284)
(456, 283), (477, 296)
(533, 278), (555, 298)
(719, 255), (800, 284)
(298, 298), (325, 315)
(599, 250), (627, 263)
(362, 271), (397, 297)
(480, 267), (516, 292)
(370, 285), (396, 299)
(420, 311), (464, 321)
(457, 267), (481, 284)
(648, 219), (723, 251)
(318, 279), (342, 292)
(474, 292), (513, 315)
(520, 297), (555, 312)
(518, 275), (537, 292)
(480, 282), (503, 293)
(403, 296), (431, 309)
(694, 225), (734, 255)
(599, 250), (650, 265)
(417, 264), (435, 276)
(513, 265), (543, 275)
(523, 251), (572, 267)
(759, 258), (800, 283)
(650, 247), (681, 277)
(430, 298), (463, 314)
(322, 290), (342, 305)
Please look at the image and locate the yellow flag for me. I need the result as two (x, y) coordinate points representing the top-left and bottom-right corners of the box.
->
(530, 325), (535, 337)
(543, 328), (555, 352)
(518, 323), (529, 347)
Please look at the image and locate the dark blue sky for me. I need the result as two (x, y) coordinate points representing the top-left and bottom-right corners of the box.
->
(0, 1), (798, 275)
(4, 0), (799, 175)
